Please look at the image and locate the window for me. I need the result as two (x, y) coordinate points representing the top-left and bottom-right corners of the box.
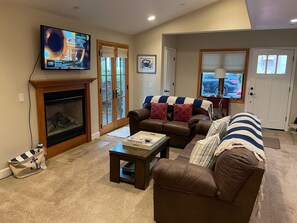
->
(256, 54), (288, 75)
(197, 49), (249, 103)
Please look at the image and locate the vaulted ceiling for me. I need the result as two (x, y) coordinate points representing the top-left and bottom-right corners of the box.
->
(5, 0), (297, 34)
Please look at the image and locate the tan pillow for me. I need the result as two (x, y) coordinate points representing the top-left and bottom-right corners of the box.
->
(189, 134), (220, 169)
(206, 116), (230, 139)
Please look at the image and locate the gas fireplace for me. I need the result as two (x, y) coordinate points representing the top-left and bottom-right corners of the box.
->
(30, 78), (96, 158)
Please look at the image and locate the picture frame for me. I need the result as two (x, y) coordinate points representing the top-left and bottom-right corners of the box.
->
(137, 54), (157, 74)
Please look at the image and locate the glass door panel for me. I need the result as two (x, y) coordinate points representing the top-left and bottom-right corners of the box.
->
(97, 42), (128, 135)
(116, 57), (126, 120)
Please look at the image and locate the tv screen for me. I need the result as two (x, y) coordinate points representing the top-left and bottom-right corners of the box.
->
(40, 25), (90, 70)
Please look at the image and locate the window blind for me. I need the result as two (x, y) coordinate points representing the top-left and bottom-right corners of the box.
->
(101, 46), (115, 58)
(117, 48), (128, 58)
(202, 51), (246, 73)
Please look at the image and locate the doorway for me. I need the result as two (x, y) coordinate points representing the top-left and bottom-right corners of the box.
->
(97, 40), (129, 135)
(247, 49), (294, 130)
(163, 47), (176, 96)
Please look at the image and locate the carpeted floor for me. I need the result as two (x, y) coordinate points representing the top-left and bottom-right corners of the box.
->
(0, 130), (296, 223)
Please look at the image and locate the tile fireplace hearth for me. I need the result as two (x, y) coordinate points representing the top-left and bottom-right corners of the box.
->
(30, 78), (96, 158)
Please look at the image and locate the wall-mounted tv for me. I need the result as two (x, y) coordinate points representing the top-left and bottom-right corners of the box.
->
(40, 25), (90, 70)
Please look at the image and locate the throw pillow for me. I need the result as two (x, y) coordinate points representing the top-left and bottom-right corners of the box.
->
(189, 134), (220, 169)
(150, 102), (168, 120)
(173, 104), (193, 122)
(206, 116), (230, 139)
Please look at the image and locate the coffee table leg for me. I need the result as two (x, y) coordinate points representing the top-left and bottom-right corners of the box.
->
(160, 146), (169, 158)
(110, 155), (120, 183)
(135, 160), (150, 190)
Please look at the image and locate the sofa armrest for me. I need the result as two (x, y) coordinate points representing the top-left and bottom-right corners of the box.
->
(194, 119), (213, 135)
(153, 159), (218, 197)
(127, 108), (150, 122)
(188, 114), (210, 129)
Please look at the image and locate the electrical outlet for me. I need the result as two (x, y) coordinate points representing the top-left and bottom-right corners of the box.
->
(18, 93), (24, 102)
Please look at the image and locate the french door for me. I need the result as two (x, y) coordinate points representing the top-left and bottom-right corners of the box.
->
(247, 49), (294, 129)
(97, 40), (129, 135)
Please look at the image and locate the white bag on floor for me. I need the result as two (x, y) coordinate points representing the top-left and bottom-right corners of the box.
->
(8, 144), (47, 179)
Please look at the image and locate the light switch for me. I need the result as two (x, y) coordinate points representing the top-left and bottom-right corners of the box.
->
(148, 82), (152, 88)
(18, 93), (24, 102)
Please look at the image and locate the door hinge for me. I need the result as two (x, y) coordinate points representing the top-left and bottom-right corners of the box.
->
(289, 87), (291, 93)
(174, 57), (176, 61)
(285, 116), (287, 122)
(100, 123), (103, 128)
(99, 88), (101, 94)
(127, 85), (129, 90)
(293, 56), (295, 62)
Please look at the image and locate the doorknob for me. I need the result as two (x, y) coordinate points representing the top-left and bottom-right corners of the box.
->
(250, 87), (254, 90)
(250, 92), (255, 96)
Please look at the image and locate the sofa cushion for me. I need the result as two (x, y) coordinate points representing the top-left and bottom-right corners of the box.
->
(163, 121), (191, 136)
(138, 119), (167, 133)
(189, 134), (220, 169)
(173, 104), (193, 122)
(150, 102), (168, 120)
(206, 116), (230, 139)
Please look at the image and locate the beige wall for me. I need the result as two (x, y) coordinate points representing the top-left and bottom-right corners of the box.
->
(174, 29), (297, 118)
(132, 0), (250, 108)
(0, 2), (133, 169)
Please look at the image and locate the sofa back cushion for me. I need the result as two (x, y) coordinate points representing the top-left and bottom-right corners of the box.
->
(150, 102), (168, 120)
(143, 95), (212, 117)
(173, 104), (193, 122)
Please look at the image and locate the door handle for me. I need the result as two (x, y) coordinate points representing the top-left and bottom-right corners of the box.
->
(164, 90), (170, 93)
(250, 92), (256, 96)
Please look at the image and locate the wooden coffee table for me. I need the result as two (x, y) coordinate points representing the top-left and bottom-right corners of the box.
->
(109, 136), (170, 190)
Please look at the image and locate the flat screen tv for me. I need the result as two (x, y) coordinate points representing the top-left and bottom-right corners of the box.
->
(40, 25), (90, 70)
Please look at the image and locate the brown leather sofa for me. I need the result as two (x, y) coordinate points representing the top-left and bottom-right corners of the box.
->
(127, 103), (210, 148)
(152, 120), (265, 223)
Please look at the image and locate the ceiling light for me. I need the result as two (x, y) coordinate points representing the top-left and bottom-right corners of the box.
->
(148, 15), (156, 21)
(290, 18), (297, 24)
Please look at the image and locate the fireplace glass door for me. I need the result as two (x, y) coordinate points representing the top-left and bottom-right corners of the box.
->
(98, 42), (129, 134)
(44, 90), (85, 147)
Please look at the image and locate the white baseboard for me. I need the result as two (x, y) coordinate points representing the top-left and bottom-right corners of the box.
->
(0, 167), (12, 180)
(92, 132), (100, 140)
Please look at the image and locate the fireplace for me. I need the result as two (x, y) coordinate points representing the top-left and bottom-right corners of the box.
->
(30, 78), (96, 158)
(45, 89), (86, 147)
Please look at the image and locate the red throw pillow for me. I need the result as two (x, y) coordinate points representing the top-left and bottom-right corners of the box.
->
(150, 102), (168, 120)
(173, 104), (193, 122)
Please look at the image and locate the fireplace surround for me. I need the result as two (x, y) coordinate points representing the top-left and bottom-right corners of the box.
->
(30, 78), (96, 158)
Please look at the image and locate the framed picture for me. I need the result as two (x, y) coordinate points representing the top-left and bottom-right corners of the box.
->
(137, 54), (157, 74)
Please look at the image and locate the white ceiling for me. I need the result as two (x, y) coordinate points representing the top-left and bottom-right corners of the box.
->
(5, 0), (297, 34)
(246, 0), (297, 30)
(6, 0), (218, 35)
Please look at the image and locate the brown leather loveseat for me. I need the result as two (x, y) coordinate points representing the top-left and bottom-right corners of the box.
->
(153, 115), (265, 223)
(127, 96), (212, 148)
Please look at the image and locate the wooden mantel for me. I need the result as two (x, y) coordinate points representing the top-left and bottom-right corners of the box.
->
(30, 78), (96, 159)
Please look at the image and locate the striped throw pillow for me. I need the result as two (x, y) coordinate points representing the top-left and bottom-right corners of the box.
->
(206, 116), (230, 139)
(189, 134), (220, 169)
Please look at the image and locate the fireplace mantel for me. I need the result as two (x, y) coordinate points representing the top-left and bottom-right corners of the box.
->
(30, 78), (96, 88)
(30, 78), (96, 159)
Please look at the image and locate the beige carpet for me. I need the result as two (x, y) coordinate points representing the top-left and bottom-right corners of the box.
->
(0, 130), (296, 223)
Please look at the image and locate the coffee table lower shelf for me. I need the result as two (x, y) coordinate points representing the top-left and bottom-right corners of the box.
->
(120, 158), (159, 184)
(109, 137), (170, 190)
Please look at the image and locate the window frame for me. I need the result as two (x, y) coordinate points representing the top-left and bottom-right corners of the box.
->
(197, 48), (250, 104)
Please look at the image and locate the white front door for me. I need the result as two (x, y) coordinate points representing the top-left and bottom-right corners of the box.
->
(163, 47), (176, 96)
(247, 49), (294, 129)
